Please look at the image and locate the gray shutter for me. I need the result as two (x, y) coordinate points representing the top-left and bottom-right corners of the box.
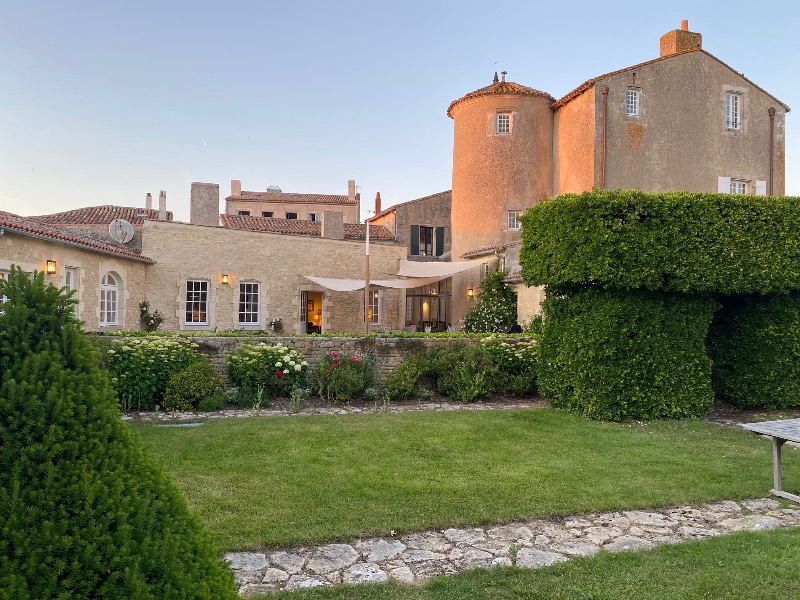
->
(435, 227), (445, 257)
(410, 225), (419, 255)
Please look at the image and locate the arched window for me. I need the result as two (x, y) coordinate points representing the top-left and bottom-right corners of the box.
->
(100, 272), (120, 326)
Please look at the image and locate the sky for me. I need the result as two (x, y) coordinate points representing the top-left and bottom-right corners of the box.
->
(1, 1), (798, 222)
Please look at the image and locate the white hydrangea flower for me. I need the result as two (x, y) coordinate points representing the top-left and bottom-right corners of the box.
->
(294, 364), (301, 371)
(275, 361), (282, 367)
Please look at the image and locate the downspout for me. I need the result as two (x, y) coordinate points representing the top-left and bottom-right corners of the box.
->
(600, 85), (609, 190)
(768, 107), (776, 196)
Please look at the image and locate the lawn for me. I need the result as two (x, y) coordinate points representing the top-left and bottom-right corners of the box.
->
(262, 528), (800, 599)
(130, 408), (799, 551)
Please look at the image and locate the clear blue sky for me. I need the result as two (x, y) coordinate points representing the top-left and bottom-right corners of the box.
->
(2, 1), (797, 222)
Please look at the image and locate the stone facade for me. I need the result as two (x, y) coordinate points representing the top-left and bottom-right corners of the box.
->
(0, 230), (148, 331)
(141, 220), (407, 334)
(226, 180), (360, 224)
(369, 191), (452, 260)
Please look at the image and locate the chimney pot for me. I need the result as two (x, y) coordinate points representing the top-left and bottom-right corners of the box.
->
(145, 192), (152, 210)
(501, 71), (507, 82)
(681, 19), (689, 31)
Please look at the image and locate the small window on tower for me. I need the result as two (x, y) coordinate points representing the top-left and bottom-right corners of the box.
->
(496, 113), (511, 135)
(626, 89), (640, 116)
(508, 211), (522, 231)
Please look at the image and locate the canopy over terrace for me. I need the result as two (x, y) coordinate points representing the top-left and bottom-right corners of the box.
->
(302, 260), (479, 292)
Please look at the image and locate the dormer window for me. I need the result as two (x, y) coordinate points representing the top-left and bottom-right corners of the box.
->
(496, 113), (512, 135)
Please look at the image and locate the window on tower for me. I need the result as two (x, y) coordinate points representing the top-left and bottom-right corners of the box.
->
(508, 211), (522, 231)
(496, 113), (511, 134)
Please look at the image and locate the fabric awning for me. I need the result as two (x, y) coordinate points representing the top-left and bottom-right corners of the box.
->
(303, 275), (445, 292)
(397, 259), (480, 278)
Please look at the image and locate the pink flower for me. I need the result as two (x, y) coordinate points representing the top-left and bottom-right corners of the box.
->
(275, 370), (283, 378)
(350, 356), (360, 362)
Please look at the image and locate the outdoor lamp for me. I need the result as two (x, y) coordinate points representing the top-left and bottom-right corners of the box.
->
(46, 260), (57, 274)
(467, 288), (474, 298)
(221, 274), (230, 284)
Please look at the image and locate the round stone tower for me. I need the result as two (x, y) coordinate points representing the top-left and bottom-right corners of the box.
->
(448, 72), (555, 260)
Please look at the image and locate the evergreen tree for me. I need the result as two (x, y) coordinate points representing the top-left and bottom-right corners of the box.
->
(462, 267), (518, 333)
(0, 266), (237, 599)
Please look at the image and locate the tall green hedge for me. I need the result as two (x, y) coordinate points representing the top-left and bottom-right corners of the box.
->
(521, 190), (800, 293)
(0, 267), (237, 599)
(537, 288), (717, 421)
(709, 292), (800, 409)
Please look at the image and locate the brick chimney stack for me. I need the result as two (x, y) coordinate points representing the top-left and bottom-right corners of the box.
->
(659, 20), (702, 57)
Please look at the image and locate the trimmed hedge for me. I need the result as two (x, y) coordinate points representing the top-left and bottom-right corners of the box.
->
(537, 288), (717, 421)
(521, 190), (800, 293)
(709, 292), (800, 408)
(0, 267), (237, 599)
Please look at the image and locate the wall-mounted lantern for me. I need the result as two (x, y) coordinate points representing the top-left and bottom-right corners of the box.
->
(467, 288), (474, 299)
(221, 274), (230, 284)
(46, 260), (57, 274)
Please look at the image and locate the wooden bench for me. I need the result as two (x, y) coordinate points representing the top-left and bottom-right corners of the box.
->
(741, 418), (800, 503)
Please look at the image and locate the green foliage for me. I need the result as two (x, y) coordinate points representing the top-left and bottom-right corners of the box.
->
(384, 357), (425, 401)
(0, 266), (237, 599)
(315, 350), (374, 401)
(198, 392), (225, 412)
(226, 342), (308, 399)
(521, 190), (800, 294)
(104, 337), (204, 410)
(538, 288), (717, 421)
(709, 292), (800, 408)
(462, 268), (518, 333)
(139, 300), (164, 332)
(163, 360), (224, 412)
(480, 334), (538, 396)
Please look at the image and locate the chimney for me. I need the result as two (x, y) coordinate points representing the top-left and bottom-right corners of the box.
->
(374, 192), (382, 215)
(145, 192), (152, 210)
(158, 190), (167, 221)
(348, 179), (356, 203)
(321, 211), (344, 240)
(190, 182), (221, 227)
(659, 20), (702, 57)
(231, 179), (241, 196)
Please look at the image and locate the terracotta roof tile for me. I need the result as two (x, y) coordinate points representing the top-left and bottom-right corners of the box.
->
(220, 215), (394, 240)
(35, 205), (173, 226)
(460, 241), (521, 259)
(448, 80), (555, 118)
(0, 211), (153, 262)
(368, 190), (451, 222)
(551, 49), (790, 111)
(225, 191), (356, 205)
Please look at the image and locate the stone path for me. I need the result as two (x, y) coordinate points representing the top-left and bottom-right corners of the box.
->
(226, 497), (800, 595)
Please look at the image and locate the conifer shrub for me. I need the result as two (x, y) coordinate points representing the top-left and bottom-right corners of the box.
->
(537, 287), (717, 421)
(163, 360), (224, 412)
(0, 266), (238, 599)
(708, 292), (800, 408)
(462, 268), (518, 332)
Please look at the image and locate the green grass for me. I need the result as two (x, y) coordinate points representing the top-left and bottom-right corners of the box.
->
(130, 409), (800, 550)
(263, 528), (800, 599)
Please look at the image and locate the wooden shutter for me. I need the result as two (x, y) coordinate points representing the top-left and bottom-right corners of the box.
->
(435, 227), (445, 257)
(409, 225), (419, 255)
(717, 176), (731, 193)
(755, 180), (767, 196)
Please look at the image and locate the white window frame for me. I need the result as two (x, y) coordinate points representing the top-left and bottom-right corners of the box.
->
(496, 113), (511, 135)
(626, 89), (639, 116)
(730, 180), (748, 195)
(725, 92), (741, 130)
(238, 281), (260, 325)
(65, 267), (78, 292)
(508, 211), (522, 231)
(368, 289), (380, 324)
(419, 226), (434, 256)
(185, 280), (209, 325)
(308, 213), (320, 222)
(100, 272), (119, 326)
(0, 269), (9, 306)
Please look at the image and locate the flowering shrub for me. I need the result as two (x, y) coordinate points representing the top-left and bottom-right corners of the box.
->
(105, 337), (204, 410)
(315, 350), (373, 401)
(481, 334), (539, 395)
(269, 318), (283, 333)
(139, 300), (165, 332)
(463, 269), (518, 333)
(226, 343), (307, 398)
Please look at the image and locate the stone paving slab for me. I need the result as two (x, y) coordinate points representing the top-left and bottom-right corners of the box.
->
(228, 497), (799, 596)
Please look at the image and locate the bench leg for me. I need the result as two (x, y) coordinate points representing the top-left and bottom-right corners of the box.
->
(770, 438), (800, 503)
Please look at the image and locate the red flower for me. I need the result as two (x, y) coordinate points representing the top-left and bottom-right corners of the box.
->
(350, 356), (360, 362)
(275, 370), (283, 378)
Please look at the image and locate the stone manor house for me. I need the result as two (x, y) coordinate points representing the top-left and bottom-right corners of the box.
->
(0, 22), (789, 334)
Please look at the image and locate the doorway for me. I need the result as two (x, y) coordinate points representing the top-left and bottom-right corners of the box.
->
(301, 291), (323, 334)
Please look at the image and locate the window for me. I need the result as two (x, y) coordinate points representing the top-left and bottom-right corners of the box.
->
(238, 282), (260, 325)
(100, 272), (119, 326)
(0, 269), (9, 307)
(185, 280), (208, 325)
(496, 113), (511, 134)
(626, 89), (639, 116)
(725, 93), (741, 129)
(286, 212), (297, 219)
(238, 210), (251, 216)
(261, 211), (273, 218)
(405, 279), (451, 330)
(730, 180), (748, 194)
(508, 211), (522, 231)
(368, 290), (380, 324)
(308, 213), (319, 222)
(65, 267), (78, 292)
(419, 226), (434, 256)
